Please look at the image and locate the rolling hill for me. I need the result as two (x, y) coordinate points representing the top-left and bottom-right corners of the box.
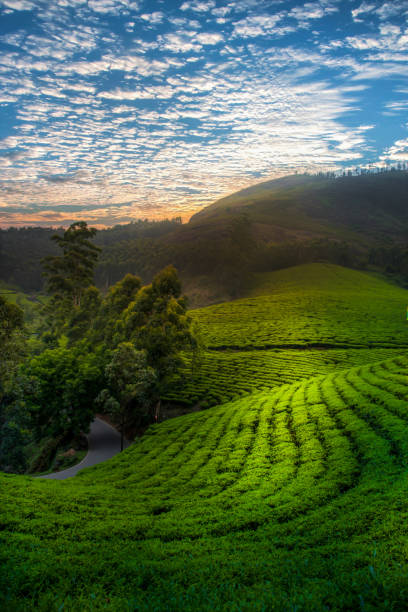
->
(165, 264), (408, 409)
(2, 263), (408, 610)
(188, 170), (408, 246)
(1, 171), (407, 301)
(1, 355), (408, 610)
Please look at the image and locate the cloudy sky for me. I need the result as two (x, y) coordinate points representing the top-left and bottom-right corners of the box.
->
(0, 0), (407, 227)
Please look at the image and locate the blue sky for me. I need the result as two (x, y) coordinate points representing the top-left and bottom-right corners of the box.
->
(0, 0), (407, 227)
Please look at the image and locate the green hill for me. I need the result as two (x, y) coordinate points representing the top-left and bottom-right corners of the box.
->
(2, 172), (408, 300)
(2, 355), (408, 610)
(165, 264), (408, 409)
(189, 171), (408, 246)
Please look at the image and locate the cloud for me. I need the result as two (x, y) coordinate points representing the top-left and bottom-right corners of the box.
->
(87, 0), (140, 15)
(233, 14), (283, 38)
(351, 2), (375, 22)
(158, 32), (202, 53)
(57, 54), (170, 76)
(195, 32), (224, 45)
(376, 1), (408, 20)
(180, 0), (215, 13)
(98, 84), (175, 99)
(380, 138), (408, 161)
(0, 0), (36, 10)
(289, 2), (339, 24)
(140, 12), (164, 24)
(1, 0), (407, 227)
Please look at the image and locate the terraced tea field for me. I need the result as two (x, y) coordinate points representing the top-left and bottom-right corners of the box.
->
(1, 355), (408, 611)
(2, 264), (408, 610)
(167, 346), (404, 408)
(191, 264), (408, 349)
(167, 264), (408, 409)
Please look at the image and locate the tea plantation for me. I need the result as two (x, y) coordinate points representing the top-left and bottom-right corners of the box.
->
(167, 264), (408, 408)
(1, 264), (408, 611)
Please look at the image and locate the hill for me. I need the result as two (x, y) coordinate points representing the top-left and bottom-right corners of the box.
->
(188, 170), (408, 246)
(165, 264), (408, 409)
(2, 354), (408, 610)
(1, 172), (408, 302)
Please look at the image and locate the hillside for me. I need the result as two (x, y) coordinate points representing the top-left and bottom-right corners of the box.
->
(1, 172), (408, 300)
(166, 264), (408, 408)
(188, 170), (408, 246)
(2, 355), (408, 610)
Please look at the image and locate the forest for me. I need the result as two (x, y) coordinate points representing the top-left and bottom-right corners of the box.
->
(0, 221), (197, 474)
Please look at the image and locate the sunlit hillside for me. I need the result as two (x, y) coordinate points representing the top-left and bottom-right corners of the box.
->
(166, 264), (408, 408)
(2, 355), (408, 610)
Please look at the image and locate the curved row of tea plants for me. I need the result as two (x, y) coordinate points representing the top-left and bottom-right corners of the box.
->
(1, 355), (408, 611)
(166, 347), (404, 408)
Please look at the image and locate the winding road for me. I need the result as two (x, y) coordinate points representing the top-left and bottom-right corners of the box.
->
(39, 417), (130, 480)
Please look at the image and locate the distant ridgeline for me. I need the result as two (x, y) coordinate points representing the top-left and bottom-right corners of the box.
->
(1, 170), (408, 296)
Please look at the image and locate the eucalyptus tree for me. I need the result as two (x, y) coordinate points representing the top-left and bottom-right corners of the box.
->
(42, 222), (101, 333)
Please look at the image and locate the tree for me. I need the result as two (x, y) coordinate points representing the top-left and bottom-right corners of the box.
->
(24, 344), (104, 440)
(42, 222), (101, 332)
(97, 343), (156, 450)
(0, 374), (34, 473)
(88, 273), (142, 347)
(0, 296), (25, 399)
(121, 266), (196, 419)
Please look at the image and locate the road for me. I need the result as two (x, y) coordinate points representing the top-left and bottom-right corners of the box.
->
(38, 417), (130, 480)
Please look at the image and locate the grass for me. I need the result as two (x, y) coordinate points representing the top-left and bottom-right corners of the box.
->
(2, 263), (408, 610)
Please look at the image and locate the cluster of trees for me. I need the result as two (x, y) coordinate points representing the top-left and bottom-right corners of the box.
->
(0, 218), (182, 292)
(0, 222), (197, 473)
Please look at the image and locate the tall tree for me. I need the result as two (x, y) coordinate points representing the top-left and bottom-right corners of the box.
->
(42, 222), (101, 316)
(96, 343), (156, 451)
(0, 296), (25, 399)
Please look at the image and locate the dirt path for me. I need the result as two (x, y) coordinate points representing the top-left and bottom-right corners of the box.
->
(38, 417), (131, 480)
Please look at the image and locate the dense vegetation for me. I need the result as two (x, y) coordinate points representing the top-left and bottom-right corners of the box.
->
(165, 264), (408, 409)
(0, 223), (196, 473)
(1, 355), (408, 610)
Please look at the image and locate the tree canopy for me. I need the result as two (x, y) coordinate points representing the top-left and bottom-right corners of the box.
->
(42, 222), (101, 327)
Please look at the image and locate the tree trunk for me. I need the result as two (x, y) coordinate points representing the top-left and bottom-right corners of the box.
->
(154, 399), (161, 422)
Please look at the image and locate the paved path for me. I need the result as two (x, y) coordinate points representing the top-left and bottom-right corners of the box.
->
(38, 417), (131, 480)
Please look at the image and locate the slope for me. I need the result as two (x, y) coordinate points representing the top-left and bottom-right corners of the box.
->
(165, 264), (408, 408)
(1, 355), (408, 610)
(188, 170), (408, 246)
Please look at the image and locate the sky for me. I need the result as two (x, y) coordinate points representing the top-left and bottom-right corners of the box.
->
(0, 0), (407, 228)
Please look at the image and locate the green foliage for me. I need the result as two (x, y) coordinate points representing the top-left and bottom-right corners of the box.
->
(191, 264), (408, 350)
(116, 266), (194, 390)
(0, 295), (25, 380)
(23, 345), (104, 439)
(1, 356), (408, 610)
(2, 260), (408, 609)
(166, 346), (405, 409)
(97, 343), (156, 448)
(42, 222), (101, 334)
